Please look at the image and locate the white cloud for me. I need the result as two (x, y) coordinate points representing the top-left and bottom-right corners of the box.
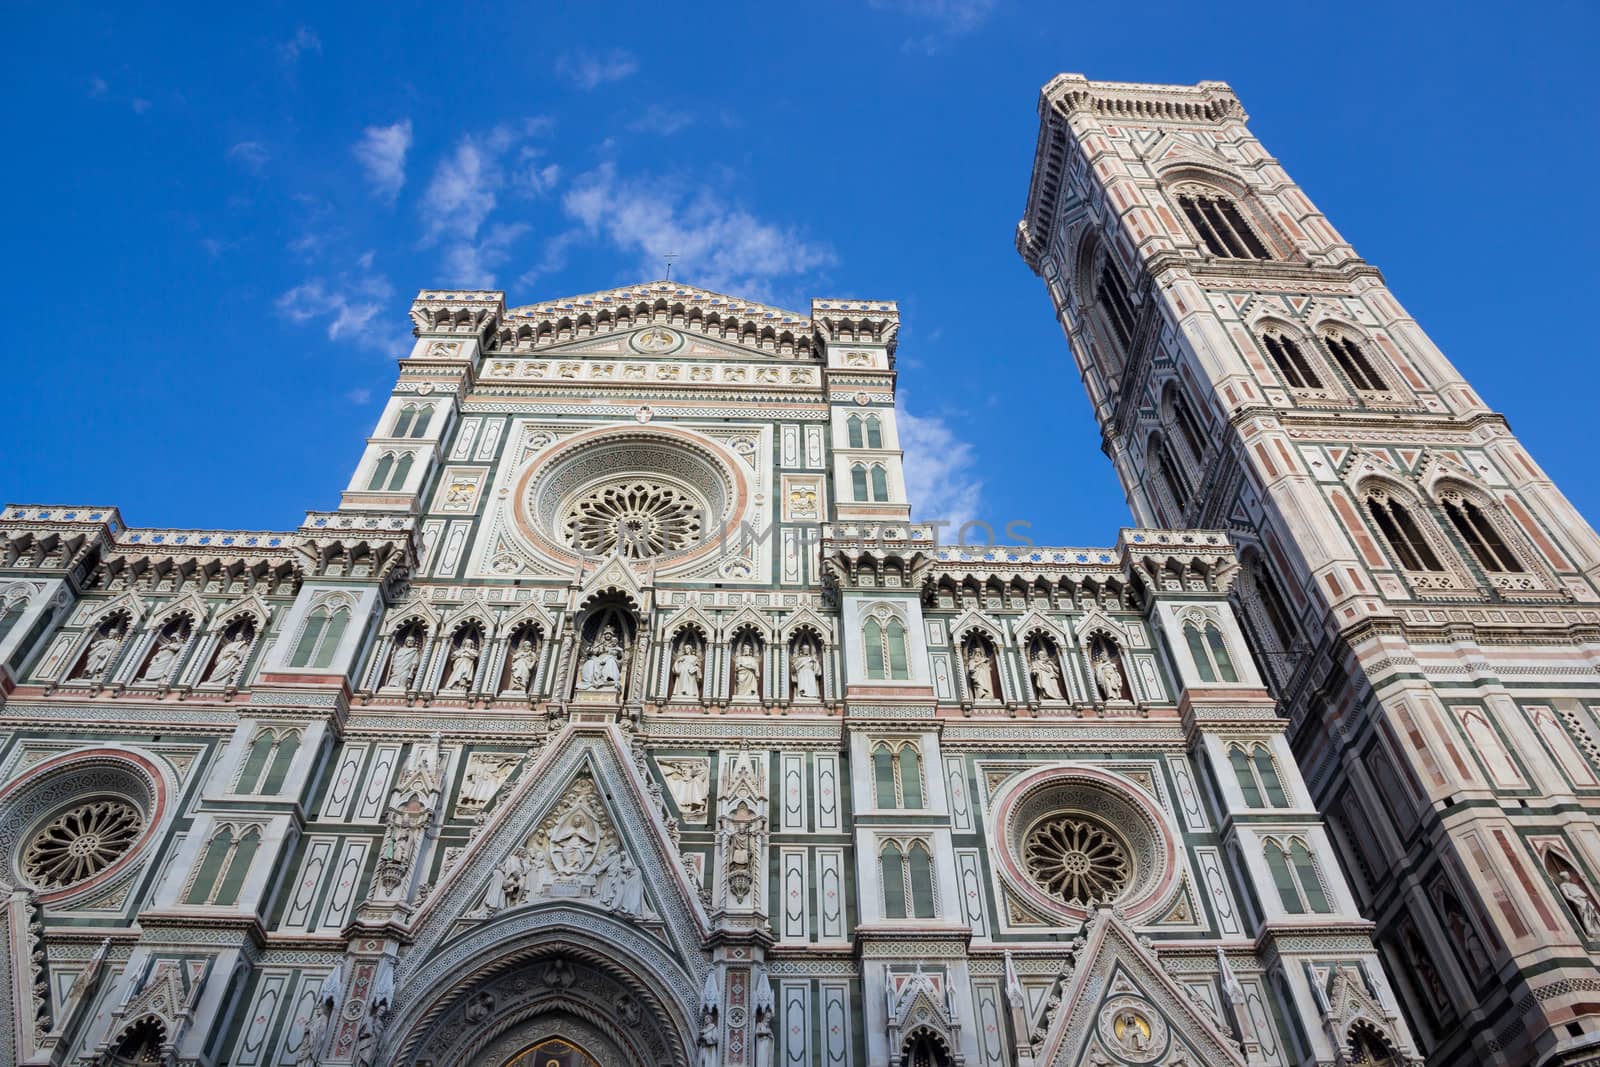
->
(276, 258), (396, 350)
(561, 162), (835, 297)
(279, 26), (321, 65)
(870, 0), (995, 52)
(347, 388), (373, 404)
(896, 399), (984, 533)
(87, 76), (108, 99)
(626, 106), (696, 135)
(130, 98), (152, 114)
(419, 121), (554, 286)
(558, 50), (639, 90)
(353, 118), (413, 203)
(227, 141), (270, 172)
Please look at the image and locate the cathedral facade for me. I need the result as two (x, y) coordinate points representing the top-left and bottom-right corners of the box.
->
(1017, 75), (1600, 1067)
(2, 73), (1561, 1067)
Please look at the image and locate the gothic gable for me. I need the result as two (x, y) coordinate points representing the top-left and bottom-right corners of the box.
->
(1040, 910), (1246, 1067)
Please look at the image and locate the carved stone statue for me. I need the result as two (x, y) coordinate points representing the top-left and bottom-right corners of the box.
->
(442, 636), (479, 690)
(611, 852), (647, 918)
(577, 624), (624, 692)
(206, 631), (250, 684)
(753, 971), (775, 1067)
(80, 626), (122, 679)
(385, 634), (420, 689)
(1029, 646), (1064, 700)
(697, 975), (720, 1067)
(298, 965), (343, 1067)
(507, 636), (538, 692)
(791, 640), (821, 700)
(733, 639), (761, 699)
(966, 645), (994, 700)
(549, 808), (600, 875)
(660, 759), (710, 820)
(142, 629), (185, 683)
(1557, 868), (1600, 937)
(1094, 651), (1126, 701)
(673, 641), (703, 701)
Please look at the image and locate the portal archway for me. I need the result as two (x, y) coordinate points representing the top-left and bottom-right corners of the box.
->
(386, 911), (698, 1067)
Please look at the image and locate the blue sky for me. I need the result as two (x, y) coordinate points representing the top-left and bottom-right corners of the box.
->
(4, 2), (1597, 547)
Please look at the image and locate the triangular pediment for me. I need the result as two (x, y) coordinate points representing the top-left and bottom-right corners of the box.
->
(398, 724), (709, 988)
(1041, 910), (1247, 1067)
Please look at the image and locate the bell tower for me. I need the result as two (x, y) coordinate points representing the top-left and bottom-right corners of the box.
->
(1019, 74), (1600, 1067)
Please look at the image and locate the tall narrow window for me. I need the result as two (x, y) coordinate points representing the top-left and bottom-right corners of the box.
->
(367, 454), (394, 492)
(864, 618), (887, 681)
(1323, 335), (1386, 392)
(908, 842), (936, 918)
(874, 745), (897, 807)
(235, 731), (275, 793)
(851, 464), (869, 502)
(409, 405), (432, 438)
(389, 453), (414, 491)
(261, 732), (300, 794)
(865, 415), (883, 449)
(897, 746), (923, 808)
(1260, 332), (1322, 389)
(1155, 438), (1191, 513)
(885, 619), (909, 680)
(1255, 746), (1288, 806)
(1249, 561), (1297, 652)
(847, 414), (865, 449)
(186, 828), (234, 905)
(312, 607), (349, 669)
(870, 465), (890, 502)
(0, 599), (24, 644)
(1265, 841), (1302, 913)
(1442, 497), (1523, 574)
(1366, 494), (1442, 572)
(1177, 192), (1270, 259)
(881, 843), (907, 919)
(1205, 624), (1238, 682)
(1289, 840), (1330, 912)
(1230, 746), (1264, 806)
(392, 407), (415, 438)
(1186, 624), (1217, 684)
(289, 608), (329, 668)
(214, 827), (261, 907)
(1096, 264), (1137, 350)
(1168, 386), (1207, 463)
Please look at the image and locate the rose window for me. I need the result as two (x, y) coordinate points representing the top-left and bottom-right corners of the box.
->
(21, 799), (144, 889)
(1022, 813), (1131, 907)
(563, 482), (703, 558)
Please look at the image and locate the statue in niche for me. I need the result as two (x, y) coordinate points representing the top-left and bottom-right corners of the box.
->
(142, 626), (186, 683)
(611, 852), (647, 917)
(660, 759), (710, 819)
(548, 807), (600, 875)
(479, 848), (527, 914)
(1439, 891), (1491, 974)
(1029, 644), (1064, 700)
(80, 623), (123, 679)
(1403, 928), (1448, 1010)
(753, 972), (775, 1067)
(1555, 865), (1600, 938)
(791, 639), (822, 700)
(206, 629), (250, 684)
(385, 633), (421, 689)
(296, 967), (343, 1067)
(673, 638), (703, 701)
(577, 624), (624, 692)
(966, 643), (994, 700)
(442, 635), (479, 690)
(507, 634), (538, 692)
(1094, 649), (1127, 702)
(1112, 1008), (1151, 1053)
(697, 977), (720, 1067)
(733, 638), (761, 699)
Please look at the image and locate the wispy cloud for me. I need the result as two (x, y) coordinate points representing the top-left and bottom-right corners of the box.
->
(346, 388), (373, 404)
(130, 98), (152, 114)
(561, 162), (835, 297)
(278, 26), (322, 65)
(626, 105), (696, 136)
(897, 398), (984, 532)
(870, 0), (995, 53)
(419, 120), (554, 286)
(227, 141), (271, 173)
(276, 256), (396, 351)
(557, 50), (639, 90)
(353, 118), (413, 203)
(87, 76), (108, 99)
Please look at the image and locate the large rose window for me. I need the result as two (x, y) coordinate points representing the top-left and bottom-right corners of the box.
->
(563, 482), (703, 558)
(1022, 813), (1131, 907)
(512, 427), (747, 569)
(22, 800), (144, 889)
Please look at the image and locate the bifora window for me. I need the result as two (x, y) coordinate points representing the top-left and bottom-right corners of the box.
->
(1365, 491), (1443, 572)
(289, 602), (351, 669)
(872, 741), (924, 809)
(1183, 618), (1239, 683)
(1264, 836), (1332, 914)
(1260, 330), (1323, 389)
(1228, 742), (1288, 807)
(880, 838), (936, 919)
(1176, 190), (1272, 259)
(1440, 493), (1525, 574)
(863, 614), (911, 681)
(1322, 333), (1388, 392)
